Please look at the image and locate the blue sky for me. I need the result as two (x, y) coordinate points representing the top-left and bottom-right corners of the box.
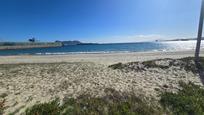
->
(0, 0), (202, 43)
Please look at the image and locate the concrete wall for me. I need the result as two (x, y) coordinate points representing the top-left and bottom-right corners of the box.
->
(0, 42), (62, 50)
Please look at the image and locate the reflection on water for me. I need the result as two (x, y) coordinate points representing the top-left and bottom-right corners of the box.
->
(0, 41), (203, 56)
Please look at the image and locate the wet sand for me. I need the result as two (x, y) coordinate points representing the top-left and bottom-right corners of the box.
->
(0, 50), (203, 65)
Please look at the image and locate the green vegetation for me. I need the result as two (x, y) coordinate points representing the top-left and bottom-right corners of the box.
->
(20, 57), (204, 115)
(2, 57), (204, 115)
(109, 57), (204, 73)
(160, 82), (204, 115)
(24, 82), (204, 115)
(25, 99), (61, 115)
(0, 99), (5, 115)
(108, 63), (124, 70)
(181, 57), (204, 66)
(141, 59), (171, 69)
(25, 89), (163, 115)
(0, 93), (7, 98)
(175, 57), (204, 73)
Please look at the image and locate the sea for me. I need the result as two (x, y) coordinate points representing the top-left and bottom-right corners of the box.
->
(0, 41), (203, 56)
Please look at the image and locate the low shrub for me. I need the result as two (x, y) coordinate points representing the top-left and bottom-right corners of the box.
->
(0, 99), (5, 115)
(108, 63), (124, 70)
(25, 99), (61, 115)
(25, 91), (163, 115)
(160, 82), (204, 115)
(109, 57), (204, 74)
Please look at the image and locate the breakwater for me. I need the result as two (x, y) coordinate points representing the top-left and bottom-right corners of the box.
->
(0, 42), (62, 50)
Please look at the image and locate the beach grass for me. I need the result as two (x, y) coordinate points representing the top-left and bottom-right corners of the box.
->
(21, 81), (204, 115)
(109, 57), (204, 73)
(25, 90), (163, 115)
(160, 81), (204, 115)
(0, 99), (5, 115)
(12, 81), (202, 115)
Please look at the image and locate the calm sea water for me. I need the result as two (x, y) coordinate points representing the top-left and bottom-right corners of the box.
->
(0, 41), (203, 56)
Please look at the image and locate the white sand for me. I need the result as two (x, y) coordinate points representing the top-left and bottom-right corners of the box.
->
(0, 50), (203, 114)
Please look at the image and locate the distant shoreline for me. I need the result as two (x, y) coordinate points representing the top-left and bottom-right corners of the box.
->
(0, 42), (62, 50)
(0, 40), (203, 56)
(0, 39), (202, 50)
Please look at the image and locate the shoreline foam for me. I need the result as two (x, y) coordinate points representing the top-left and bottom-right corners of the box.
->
(0, 49), (203, 65)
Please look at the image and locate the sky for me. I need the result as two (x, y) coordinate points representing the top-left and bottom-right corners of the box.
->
(0, 0), (202, 43)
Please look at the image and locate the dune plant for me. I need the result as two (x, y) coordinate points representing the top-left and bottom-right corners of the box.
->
(160, 82), (204, 115)
(0, 99), (5, 115)
(25, 89), (163, 115)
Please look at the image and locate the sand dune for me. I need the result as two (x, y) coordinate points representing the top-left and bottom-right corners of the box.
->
(0, 50), (203, 114)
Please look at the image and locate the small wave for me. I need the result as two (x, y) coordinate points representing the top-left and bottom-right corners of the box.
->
(35, 51), (133, 55)
(1, 41), (204, 56)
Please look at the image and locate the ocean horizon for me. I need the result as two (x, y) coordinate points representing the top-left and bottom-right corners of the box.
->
(0, 40), (203, 56)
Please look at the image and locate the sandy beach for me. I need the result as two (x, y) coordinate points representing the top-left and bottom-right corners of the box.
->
(0, 50), (203, 65)
(0, 50), (204, 114)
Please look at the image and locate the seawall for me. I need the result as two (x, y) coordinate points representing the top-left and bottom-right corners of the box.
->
(0, 42), (62, 50)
